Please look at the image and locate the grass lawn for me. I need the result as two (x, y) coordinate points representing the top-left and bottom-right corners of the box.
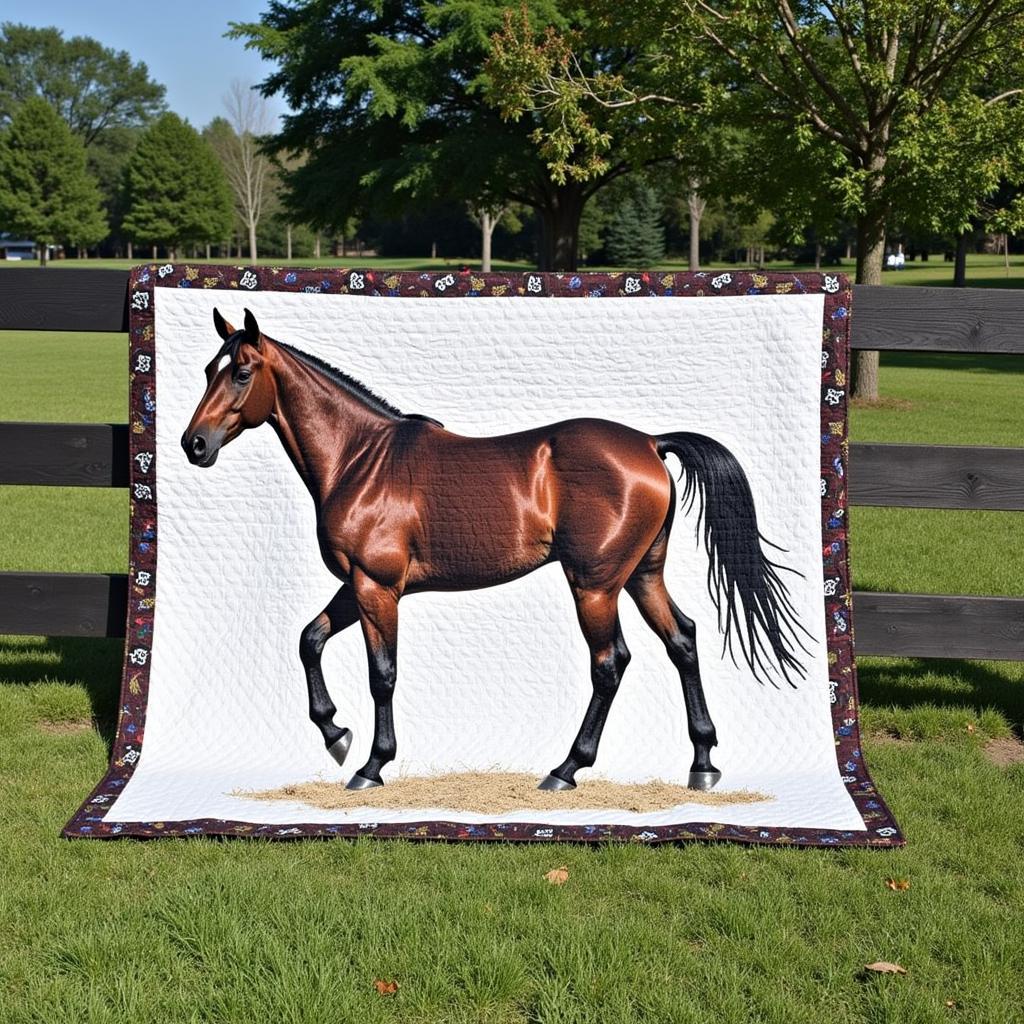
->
(2, 276), (1024, 1021)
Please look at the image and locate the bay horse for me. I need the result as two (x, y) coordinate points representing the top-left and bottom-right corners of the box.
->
(182, 308), (809, 792)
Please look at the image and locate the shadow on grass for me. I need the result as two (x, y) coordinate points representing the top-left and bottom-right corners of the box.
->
(858, 657), (1024, 733)
(4, 638), (1021, 754)
(0, 635), (122, 747)
(879, 351), (1024, 374)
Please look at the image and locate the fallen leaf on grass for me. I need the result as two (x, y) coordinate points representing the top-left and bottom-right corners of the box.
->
(373, 980), (399, 996)
(945, 1000), (957, 1009)
(885, 877), (911, 891)
(544, 866), (569, 885)
(864, 962), (907, 975)
(966, 723), (976, 734)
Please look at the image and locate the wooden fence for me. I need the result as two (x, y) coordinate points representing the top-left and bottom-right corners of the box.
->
(2, 268), (1023, 660)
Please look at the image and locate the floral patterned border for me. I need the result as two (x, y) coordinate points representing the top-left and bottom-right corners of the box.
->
(62, 265), (903, 847)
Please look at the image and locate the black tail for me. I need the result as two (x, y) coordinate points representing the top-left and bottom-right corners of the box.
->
(656, 432), (812, 688)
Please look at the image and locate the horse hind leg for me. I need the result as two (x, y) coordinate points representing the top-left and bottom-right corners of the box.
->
(540, 585), (631, 791)
(299, 585), (359, 766)
(625, 570), (721, 790)
(346, 572), (400, 790)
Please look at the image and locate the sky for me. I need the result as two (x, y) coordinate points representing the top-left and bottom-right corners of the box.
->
(7, 1), (290, 129)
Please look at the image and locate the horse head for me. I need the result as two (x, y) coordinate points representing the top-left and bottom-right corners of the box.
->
(181, 308), (276, 467)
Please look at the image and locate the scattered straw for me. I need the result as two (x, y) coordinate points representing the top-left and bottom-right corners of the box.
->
(242, 772), (767, 814)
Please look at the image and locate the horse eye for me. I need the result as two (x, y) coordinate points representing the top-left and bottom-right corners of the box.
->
(236, 369), (252, 384)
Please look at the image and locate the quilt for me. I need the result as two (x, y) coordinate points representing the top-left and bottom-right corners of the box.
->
(63, 266), (903, 846)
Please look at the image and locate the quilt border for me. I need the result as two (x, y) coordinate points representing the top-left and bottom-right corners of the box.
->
(62, 265), (903, 847)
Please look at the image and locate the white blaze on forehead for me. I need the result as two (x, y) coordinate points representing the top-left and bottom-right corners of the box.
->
(216, 354), (232, 374)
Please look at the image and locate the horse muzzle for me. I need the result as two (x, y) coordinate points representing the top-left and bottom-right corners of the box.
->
(181, 429), (220, 468)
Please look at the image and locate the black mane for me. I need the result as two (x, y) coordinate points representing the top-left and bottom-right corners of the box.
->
(220, 330), (404, 419)
(277, 340), (404, 419)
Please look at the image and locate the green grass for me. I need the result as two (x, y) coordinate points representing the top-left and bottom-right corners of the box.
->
(2, 278), (1024, 1021)
(3, 250), (1024, 287)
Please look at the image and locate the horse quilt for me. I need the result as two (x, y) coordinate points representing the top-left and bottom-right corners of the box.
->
(64, 266), (903, 846)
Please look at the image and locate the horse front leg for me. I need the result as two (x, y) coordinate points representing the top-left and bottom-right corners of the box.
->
(346, 572), (400, 790)
(299, 585), (360, 765)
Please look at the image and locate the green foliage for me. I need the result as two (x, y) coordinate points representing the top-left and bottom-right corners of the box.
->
(122, 113), (234, 250)
(0, 23), (165, 245)
(231, 2), (698, 268)
(488, 5), (712, 186)
(0, 23), (165, 144)
(0, 97), (106, 255)
(683, 0), (1024, 282)
(604, 185), (666, 267)
(491, 0), (1024, 285)
(230, 1), (567, 225)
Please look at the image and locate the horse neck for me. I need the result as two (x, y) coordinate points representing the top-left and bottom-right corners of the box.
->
(266, 342), (395, 502)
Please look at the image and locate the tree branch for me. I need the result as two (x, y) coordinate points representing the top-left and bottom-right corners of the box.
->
(986, 88), (1024, 106)
(774, 0), (867, 140)
(686, 0), (856, 147)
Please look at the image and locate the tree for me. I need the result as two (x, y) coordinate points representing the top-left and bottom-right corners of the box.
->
(0, 24), (166, 253)
(687, 0), (1024, 398)
(0, 97), (106, 265)
(0, 23), (165, 143)
(122, 113), (233, 258)
(231, 1), (694, 270)
(490, 0), (1024, 399)
(206, 81), (275, 262)
(605, 185), (666, 267)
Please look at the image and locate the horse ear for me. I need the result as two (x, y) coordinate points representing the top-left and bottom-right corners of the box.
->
(213, 307), (235, 342)
(243, 308), (262, 350)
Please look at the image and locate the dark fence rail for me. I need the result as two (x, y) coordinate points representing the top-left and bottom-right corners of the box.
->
(3, 269), (1024, 352)
(5, 428), (1024, 511)
(2, 268), (1023, 658)
(0, 268), (129, 332)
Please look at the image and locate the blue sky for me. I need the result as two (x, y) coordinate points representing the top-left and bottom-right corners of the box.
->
(10, 1), (289, 128)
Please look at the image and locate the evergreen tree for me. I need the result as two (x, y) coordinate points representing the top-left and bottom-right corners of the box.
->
(122, 113), (233, 257)
(605, 186), (665, 268)
(0, 97), (106, 264)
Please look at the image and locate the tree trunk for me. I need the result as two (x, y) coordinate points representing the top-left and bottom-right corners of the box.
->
(480, 210), (501, 273)
(852, 205), (887, 402)
(205, 243), (211, 260)
(38, 243), (47, 267)
(814, 242), (823, 271)
(314, 234), (321, 259)
(538, 183), (585, 271)
(127, 241), (133, 261)
(151, 245), (158, 260)
(286, 225), (292, 261)
(481, 213), (493, 272)
(687, 184), (706, 271)
(248, 221), (258, 263)
(953, 229), (969, 287)
(431, 240), (437, 260)
(1005, 233), (1010, 275)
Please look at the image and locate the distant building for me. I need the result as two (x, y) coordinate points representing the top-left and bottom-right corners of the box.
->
(0, 235), (36, 260)
(0, 234), (63, 260)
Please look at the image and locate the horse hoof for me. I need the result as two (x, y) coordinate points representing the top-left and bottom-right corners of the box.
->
(346, 773), (382, 791)
(537, 774), (576, 792)
(687, 770), (722, 791)
(326, 729), (352, 767)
